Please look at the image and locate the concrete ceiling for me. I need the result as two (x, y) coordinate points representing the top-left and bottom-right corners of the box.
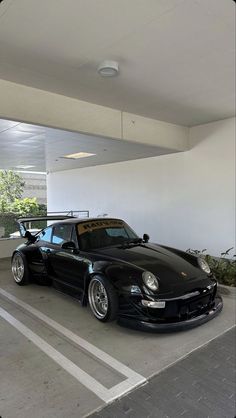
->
(0, 0), (235, 127)
(0, 118), (176, 173)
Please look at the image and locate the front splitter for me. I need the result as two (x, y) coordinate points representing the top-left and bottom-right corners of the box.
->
(117, 295), (223, 333)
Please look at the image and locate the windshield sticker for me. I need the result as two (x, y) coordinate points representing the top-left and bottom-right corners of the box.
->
(77, 220), (124, 235)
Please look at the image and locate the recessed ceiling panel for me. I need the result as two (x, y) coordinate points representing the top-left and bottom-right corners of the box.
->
(0, 118), (179, 173)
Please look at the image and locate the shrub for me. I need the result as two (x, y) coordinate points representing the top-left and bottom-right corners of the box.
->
(0, 212), (18, 238)
(187, 248), (236, 287)
(0, 201), (47, 238)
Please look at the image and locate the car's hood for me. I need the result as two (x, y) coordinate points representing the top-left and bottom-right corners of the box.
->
(95, 243), (205, 292)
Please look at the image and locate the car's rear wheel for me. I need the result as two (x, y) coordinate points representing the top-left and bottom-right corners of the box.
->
(88, 276), (118, 322)
(12, 252), (29, 285)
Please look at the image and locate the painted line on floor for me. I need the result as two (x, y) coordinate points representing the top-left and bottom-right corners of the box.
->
(0, 288), (143, 381)
(0, 306), (113, 402)
(0, 288), (146, 402)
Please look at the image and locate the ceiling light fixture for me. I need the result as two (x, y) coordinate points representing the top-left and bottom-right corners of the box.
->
(14, 170), (46, 175)
(97, 60), (119, 77)
(15, 165), (35, 169)
(62, 152), (96, 159)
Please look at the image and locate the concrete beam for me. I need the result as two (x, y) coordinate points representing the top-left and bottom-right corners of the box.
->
(0, 79), (189, 151)
(123, 112), (189, 151)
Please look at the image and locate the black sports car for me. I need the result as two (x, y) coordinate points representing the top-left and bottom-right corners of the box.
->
(11, 216), (223, 332)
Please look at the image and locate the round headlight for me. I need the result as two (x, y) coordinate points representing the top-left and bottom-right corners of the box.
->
(198, 257), (211, 274)
(142, 271), (159, 291)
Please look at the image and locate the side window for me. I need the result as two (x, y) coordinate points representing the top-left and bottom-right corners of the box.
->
(36, 226), (53, 243)
(52, 224), (73, 245)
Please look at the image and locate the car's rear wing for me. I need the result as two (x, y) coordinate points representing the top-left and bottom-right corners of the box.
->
(17, 215), (76, 237)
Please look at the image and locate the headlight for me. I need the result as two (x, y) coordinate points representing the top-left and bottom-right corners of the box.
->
(142, 271), (159, 291)
(198, 257), (211, 274)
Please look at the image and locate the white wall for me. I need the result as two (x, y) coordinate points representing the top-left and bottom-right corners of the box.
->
(47, 118), (235, 257)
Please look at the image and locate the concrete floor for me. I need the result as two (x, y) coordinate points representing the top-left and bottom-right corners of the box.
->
(0, 258), (235, 418)
(91, 328), (236, 418)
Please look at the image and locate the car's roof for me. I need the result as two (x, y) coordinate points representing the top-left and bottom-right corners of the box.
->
(50, 217), (124, 226)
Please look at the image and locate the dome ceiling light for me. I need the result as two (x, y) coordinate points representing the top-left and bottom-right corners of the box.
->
(97, 60), (119, 77)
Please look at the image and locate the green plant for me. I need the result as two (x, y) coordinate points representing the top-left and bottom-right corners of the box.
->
(0, 212), (19, 238)
(187, 247), (236, 287)
(0, 170), (25, 211)
(0, 171), (47, 238)
(9, 197), (46, 216)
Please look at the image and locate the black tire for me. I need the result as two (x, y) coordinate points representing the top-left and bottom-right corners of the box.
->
(88, 276), (118, 322)
(11, 252), (29, 286)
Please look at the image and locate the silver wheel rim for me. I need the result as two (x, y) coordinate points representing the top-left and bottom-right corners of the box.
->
(12, 253), (25, 283)
(88, 279), (108, 319)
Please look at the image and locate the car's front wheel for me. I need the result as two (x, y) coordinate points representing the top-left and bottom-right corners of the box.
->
(88, 276), (118, 322)
(12, 252), (29, 286)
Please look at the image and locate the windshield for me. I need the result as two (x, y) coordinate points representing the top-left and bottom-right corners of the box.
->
(77, 219), (138, 250)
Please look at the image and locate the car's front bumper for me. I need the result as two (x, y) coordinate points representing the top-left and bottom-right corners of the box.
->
(118, 295), (223, 332)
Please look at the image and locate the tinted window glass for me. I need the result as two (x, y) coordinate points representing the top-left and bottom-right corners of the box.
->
(36, 227), (52, 243)
(77, 220), (138, 250)
(52, 224), (73, 245)
(106, 228), (129, 238)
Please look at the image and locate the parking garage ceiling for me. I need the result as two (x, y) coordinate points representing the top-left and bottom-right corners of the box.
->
(0, 0), (235, 127)
(0, 118), (176, 173)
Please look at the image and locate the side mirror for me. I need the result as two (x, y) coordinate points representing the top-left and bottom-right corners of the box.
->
(61, 241), (78, 251)
(24, 230), (36, 242)
(143, 233), (150, 243)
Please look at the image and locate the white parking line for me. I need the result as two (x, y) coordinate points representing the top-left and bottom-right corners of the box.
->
(0, 288), (146, 402)
(0, 307), (113, 402)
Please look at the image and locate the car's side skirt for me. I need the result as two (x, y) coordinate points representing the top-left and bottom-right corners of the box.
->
(51, 277), (84, 301)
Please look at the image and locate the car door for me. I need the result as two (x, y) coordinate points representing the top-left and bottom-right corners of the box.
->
(33, 226), (54, 274)
(49, 223), (89, 294)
